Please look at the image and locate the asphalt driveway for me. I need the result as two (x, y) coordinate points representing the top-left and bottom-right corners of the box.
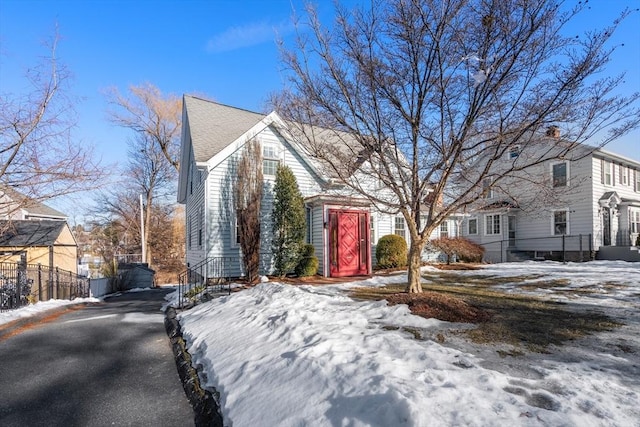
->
(0, 288), (194, 426)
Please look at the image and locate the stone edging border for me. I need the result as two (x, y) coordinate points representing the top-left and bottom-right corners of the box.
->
(164, 307), (224, 427)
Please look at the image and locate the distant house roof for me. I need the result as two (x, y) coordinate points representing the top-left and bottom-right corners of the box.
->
(0, 185), (67, 220)
(183, 95), (266, 163)
(0, 220), (68, 247)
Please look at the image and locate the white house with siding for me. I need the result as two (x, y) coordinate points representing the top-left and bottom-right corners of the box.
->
(177, 96), (457, 280)
(460, 130), (640, 262)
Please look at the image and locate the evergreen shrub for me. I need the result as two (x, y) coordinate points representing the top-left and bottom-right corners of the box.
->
(295, 244), (319, 277)
(376, 234), (408, 269)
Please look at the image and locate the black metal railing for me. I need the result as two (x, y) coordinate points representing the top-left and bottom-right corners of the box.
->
(0, 262), (90, 312)
(177, 257), (240, 309)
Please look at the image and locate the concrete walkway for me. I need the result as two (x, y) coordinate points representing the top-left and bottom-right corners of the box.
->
(0, 288), (194, 426)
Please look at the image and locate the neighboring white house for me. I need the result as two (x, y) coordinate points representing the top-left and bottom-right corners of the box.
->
(460, 129), (640, 262)
(0, 185), (68, 221)
(177, 96), (457, 279)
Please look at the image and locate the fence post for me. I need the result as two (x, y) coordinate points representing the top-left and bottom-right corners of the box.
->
(55, 267), (60, 300)
(562, 235), (566, 263)
(38, 264), (43, 301)
(579, 234), (583, 262)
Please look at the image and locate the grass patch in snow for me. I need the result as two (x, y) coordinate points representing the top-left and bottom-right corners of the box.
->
(350, 281), (622, 353)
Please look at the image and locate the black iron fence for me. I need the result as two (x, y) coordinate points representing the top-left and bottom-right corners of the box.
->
(0, 262), (90, 312)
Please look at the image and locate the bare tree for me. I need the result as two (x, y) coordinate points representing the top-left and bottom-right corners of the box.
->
(90, 188), (184, 277)
(235, 139), (263, 283)
(106, 83), (182, 171)
(0, 29), (106, 222)
(274, 0), (640, 293)
(128, 133), (177, 265)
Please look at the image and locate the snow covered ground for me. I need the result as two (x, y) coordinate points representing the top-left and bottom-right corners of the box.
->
(173, 261), (640, 427)
(0, 297), (100, 326)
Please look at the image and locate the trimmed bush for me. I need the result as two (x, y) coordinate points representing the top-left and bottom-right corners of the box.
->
(430, 237), (485, 263)
(295, 244), (319, 277)
(376, 234), (408, 269)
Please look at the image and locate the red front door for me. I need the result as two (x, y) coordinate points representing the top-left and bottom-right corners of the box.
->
(329, 210), (369, 277)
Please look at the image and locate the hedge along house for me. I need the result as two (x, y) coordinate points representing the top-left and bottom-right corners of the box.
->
(177, 96), (459, 280)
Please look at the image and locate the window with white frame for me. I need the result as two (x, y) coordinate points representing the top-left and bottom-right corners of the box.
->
(482, 178), (494, 199)
(553, 210), (568, 235)
(485, 214), (501, 235)
(468, 217), (478, 235)
(552, 162), (568, 188)
(635, 169), (640, 192)
(394, 216), (406, 239)
(602, 160), (613, 186)
(187, 215), (192, 250)
(631, 211), (640, 234)
(620, 165), (629, 186)
(440, 221), (449, 237)
(370, 215), (376, 244)
(509, 146), (520, 159)
(262, 145), (279, 176)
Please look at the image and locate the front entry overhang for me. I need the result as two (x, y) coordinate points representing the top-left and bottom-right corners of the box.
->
(305, 194), (372, 278)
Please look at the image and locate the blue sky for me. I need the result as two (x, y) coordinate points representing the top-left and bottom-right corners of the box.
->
(1, 0), (638, 204)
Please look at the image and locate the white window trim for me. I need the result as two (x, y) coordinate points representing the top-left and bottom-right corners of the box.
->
(551, 209), (570, 236)
(551, 161), (570, 188)
(440, 221), (449, 238)
(630, 210), (640, 234)
(262, 143), (280, 177)
(602, 160), (613, 187)
(394, 216), (406, 239)
(370, 214), (377, 244)
(484, 214), (501, 236)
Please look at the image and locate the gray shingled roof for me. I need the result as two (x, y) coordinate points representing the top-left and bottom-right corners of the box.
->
(0, 185), (67, 219)
(184, 95), (266, 162)
(0, 220), (66, 247)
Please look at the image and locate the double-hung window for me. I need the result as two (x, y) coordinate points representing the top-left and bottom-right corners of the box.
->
(394, 216), (406, 239)
(440, 221), (449, 238)
(631, 211), (640, 234)
(485, 214), (501, 235)
(552, 162), (568, 188)
(482, 178), (494, 199)
(467, 217), (478, 235)
(620, 166), (629, 186)
(602, 160), (613, 186)
(262, 145), (279, 176)
(553, 210), (568, 235)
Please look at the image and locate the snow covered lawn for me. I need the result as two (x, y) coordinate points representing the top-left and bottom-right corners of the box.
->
(176, 261), (639, 427)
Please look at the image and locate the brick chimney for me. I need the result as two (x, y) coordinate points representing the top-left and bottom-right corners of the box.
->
(546, 125), (560, 138)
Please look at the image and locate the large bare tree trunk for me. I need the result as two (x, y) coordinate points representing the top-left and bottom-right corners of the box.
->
(406, 240), (424, 293)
